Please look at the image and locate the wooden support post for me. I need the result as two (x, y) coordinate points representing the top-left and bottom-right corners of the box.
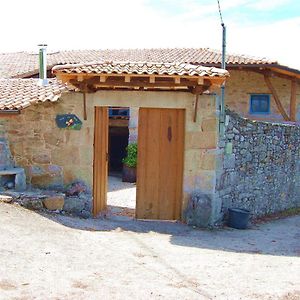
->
(83, 92), (87, 120)
(290, 79), (297, 122)
(264, 75), (290, 121)
(193, 93), (199, 122)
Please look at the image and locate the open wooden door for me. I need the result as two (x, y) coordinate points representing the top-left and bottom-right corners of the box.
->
(136, 108), (185, 220)
(93, 107), (108, 216)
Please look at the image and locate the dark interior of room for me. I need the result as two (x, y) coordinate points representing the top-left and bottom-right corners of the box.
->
(108, 126), (129, 174)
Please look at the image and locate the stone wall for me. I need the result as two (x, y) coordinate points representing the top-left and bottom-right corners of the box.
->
(2, 99), (93, 191)
(217, 109), (300, 218)
(211, 70), (300, 122)
(1, 91), (221, 223)
(87, 90), (221, 223)
(0, 121), (14, 170)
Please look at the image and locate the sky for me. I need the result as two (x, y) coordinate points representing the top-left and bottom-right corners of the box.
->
(0, 0), (299, 69)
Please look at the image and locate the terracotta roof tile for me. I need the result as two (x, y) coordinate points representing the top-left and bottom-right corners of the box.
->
(0, 78), (69, 110)
(52, 61), (229, 78)
(0, 48), (276, 79)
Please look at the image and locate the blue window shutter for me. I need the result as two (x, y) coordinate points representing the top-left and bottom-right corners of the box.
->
(250, 94), (270, 114)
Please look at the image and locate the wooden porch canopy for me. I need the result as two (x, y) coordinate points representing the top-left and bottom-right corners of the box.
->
(52, 62), (229, 122)
(52, 61), (229, 94)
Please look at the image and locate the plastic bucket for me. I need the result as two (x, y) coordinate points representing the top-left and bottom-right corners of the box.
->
(227, 208), (250, 229)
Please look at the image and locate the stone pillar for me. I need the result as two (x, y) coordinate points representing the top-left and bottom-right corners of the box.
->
(128, 108), (139, 143)
(184, 95), (223, 227)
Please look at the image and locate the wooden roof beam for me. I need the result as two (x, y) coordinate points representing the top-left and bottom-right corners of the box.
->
(57, 72), (226, 84)
(264, 74), (290, 121)
(228, 66), (300, 84)
(70, 77), (200, 89)
(290, 79), (297, 122)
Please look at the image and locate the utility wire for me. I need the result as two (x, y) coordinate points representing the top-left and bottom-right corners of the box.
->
(217, 0), (224, 26)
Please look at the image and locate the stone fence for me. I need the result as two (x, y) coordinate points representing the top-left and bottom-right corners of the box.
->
(217, 109), (300, 219)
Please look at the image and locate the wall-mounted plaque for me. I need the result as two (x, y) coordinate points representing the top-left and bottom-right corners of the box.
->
(55, 114), (82, 130)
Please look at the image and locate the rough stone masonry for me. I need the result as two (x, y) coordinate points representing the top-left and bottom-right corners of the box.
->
(217, 109), (300, 219)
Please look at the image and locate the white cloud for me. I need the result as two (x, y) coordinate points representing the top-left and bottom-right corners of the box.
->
(227, 17), (300, 69)
(0, 0), (299, 70)
(246, 0), (291, 11)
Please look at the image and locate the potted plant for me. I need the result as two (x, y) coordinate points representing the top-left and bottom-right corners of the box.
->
(122, 143), (137, 183)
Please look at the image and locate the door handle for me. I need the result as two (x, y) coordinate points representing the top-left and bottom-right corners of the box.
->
(167, 126), (172, 142)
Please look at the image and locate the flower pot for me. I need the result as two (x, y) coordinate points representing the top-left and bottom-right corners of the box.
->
(227, 208), (250, 229)
(122, 165), (136, 183)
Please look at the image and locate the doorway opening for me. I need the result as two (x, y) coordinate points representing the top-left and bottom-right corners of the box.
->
(107, 107), (137, 219)
(94, 106), (184, 221)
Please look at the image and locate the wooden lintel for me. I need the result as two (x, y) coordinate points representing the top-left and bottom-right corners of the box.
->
(290, 79), (297, 121)
(100, 76), (107, 83)
(175, 77), (180, 84)
(0, 111), (21, 117)
(125, 76), (131, 83)
(264, 74), (290, 121)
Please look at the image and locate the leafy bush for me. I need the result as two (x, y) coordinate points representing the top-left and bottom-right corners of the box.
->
(122, 143), (137, 168)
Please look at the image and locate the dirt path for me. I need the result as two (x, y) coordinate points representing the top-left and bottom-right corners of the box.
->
(0, 203), (299, 300)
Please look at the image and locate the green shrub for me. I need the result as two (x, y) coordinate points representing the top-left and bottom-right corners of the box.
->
(122, 143), (137, 168)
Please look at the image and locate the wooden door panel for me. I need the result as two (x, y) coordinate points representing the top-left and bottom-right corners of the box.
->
(136, 108), (184, 220)
(93, 107), (108, 216)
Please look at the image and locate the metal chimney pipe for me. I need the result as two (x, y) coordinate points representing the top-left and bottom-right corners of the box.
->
(38, 44), (48, 86)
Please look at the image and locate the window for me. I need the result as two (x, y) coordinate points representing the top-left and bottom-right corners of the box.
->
(109, 107), (130, 119)
(249, 94), (270, 114)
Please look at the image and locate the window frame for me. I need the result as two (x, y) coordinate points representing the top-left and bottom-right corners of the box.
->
(249, 94), (271, 115)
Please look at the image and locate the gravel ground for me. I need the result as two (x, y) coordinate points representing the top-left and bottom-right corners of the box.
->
(0, 203), (299, 300)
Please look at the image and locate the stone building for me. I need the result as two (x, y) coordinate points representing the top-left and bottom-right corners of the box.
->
(0, 48), (299, 225)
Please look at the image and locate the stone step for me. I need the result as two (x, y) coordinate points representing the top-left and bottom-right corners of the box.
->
(1, 191), (65, 211)
(42, 195), (65, 211)
(0, 195), (13, 203)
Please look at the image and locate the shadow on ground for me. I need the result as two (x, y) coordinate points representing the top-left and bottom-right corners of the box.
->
(39, 209), (300, 258)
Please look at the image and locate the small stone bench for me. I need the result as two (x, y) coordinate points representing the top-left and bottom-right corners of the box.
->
(0, 168), (26, 191)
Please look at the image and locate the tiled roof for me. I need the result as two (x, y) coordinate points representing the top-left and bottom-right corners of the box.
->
(0, 48), (276, 79)
(52, 61), (230, 78)
(0, 78), (68, 110)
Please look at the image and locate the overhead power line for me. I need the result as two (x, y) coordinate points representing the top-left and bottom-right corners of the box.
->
(217, 0), (224, 25)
